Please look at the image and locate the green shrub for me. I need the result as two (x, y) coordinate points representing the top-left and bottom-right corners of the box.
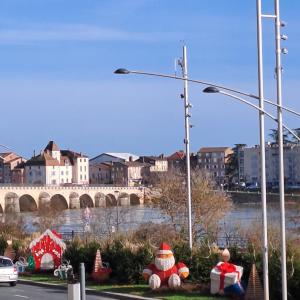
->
(102, 239), (153, 284)
(0, 236), (7, 255)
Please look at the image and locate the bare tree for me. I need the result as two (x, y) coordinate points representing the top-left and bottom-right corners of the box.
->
(151, 169), (232, 243)
(33, 204), (65, 232)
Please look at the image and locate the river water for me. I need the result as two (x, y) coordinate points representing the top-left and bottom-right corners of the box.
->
(3, 203), (299, 244)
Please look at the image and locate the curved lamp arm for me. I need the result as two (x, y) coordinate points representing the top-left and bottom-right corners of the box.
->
(203, 87), (300, 142)
(115, 68), (300, 118)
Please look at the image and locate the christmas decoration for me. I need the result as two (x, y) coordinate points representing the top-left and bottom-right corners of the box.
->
(27, 255), (35, 270)
(29, 229), (66, 270)
(142, 242), (189, 290)
(245, 264), (264, 300)
(91, 249), (112, 282)
(210, 248), (244, 296)
(15, 257), (28, 273)
(54, 260), (73, 280)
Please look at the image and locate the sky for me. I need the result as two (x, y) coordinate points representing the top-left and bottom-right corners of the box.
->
(0, 0), (300, 159)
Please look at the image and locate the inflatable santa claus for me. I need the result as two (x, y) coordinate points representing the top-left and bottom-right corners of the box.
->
(142, 243), (189, 290)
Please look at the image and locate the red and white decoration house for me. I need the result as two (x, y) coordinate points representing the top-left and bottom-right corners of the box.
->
(142, 242), (189, 290)
(210, 249), (243, 295)
(29, 229), (66, 270)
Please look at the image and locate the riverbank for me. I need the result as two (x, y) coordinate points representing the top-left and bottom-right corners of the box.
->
(228, 191), (300, 203)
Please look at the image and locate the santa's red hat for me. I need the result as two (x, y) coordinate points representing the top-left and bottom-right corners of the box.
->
(156, 243), (173, 255)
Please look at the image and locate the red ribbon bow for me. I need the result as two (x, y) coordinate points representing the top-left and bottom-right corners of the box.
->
(216, 262), (240, 290)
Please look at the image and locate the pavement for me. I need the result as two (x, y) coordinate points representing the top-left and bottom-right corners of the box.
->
(18, 279), (157, 300)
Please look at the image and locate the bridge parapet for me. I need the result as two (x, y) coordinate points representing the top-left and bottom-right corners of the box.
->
(0, 185), (146, 213)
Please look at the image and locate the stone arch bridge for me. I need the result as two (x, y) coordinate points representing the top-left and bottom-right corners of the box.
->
(0, 185), (145, 213)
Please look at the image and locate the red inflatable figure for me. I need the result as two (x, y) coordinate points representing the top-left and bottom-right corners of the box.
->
(142, 243), (189, 290)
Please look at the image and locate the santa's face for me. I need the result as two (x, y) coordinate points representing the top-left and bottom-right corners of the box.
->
(155, 253), (175, 271)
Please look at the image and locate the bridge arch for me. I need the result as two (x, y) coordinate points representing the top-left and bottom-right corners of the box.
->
(69, 192), (80, 209)
(106, 194), (117, 206)
(39, 192), (50, 206)
(95, 193), (106, 207)
(130, 193), (140, 205)
(50, 194), (68, 210)
(119, 192), (130, 206)
(19, 194), (37, 212)
(80, 194), (94, 208)
(5, 192), (20, 213)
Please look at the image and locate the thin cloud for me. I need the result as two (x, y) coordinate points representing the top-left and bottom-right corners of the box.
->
(0, 24), (181, 44)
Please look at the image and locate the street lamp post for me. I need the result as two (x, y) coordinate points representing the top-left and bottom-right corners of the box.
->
(115, 46), (194, 250)
(203, 86), (300, 300)
(181, 46), (193, 250)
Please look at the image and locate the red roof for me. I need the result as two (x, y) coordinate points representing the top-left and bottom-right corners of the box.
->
(168, 151), (186, 161)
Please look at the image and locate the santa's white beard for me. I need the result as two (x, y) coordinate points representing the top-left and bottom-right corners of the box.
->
(155, 256), (175, 271)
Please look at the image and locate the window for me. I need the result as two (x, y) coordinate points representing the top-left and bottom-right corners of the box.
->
(80, 166), (82, 171)
(61, 171), (64, 175)
(80, 175), (82, 180)
(52, 171), (55, 176)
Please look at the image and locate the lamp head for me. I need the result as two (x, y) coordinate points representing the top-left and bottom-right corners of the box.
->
(202, 86), (220, 93)
(114, 68), (130, 74)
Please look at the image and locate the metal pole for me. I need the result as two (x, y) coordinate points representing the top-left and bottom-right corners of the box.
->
(116, 196), (119, 232)
(274, 0), (288, 299)
(79, 263), (86, 300)
(256, 1), (269, 299)
(182, 45), (193, 250)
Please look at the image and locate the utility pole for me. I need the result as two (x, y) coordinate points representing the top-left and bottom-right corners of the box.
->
(274, 0), (288, 299)
(179, 45), (193, 250)
(256, 1), (269, 299)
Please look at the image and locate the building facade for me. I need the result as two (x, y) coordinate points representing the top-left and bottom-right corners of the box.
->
(24, 141), (89, 185)
(89, 163), (112, 184)
(197, 147), (233, 184)
(111, 161), (150, 186)
(0, 152), (26, 183)
(137, 156), (168, 172)
(241, 143), (300, 187)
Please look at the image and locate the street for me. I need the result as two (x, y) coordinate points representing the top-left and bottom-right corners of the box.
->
(0, 283), (116, 300)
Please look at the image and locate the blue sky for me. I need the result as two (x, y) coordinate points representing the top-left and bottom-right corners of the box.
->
(0, 0), (300, 158)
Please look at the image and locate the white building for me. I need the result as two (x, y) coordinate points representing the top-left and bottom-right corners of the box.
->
(24, 141), (89, 185)
(241, 143), (300, 187)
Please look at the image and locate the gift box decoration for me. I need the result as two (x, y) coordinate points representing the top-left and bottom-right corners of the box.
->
(210, 261), (243, 294)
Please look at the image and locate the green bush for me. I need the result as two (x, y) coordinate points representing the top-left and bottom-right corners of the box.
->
(62, 234), (300, 299)
(102, 239), (153, 284)
(0, 236), (8, 255)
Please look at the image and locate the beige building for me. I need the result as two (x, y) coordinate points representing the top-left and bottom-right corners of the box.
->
(111, 161), (150, 186)
(197, 147), (233, 184)
(0, 152), (26, 184)
(24, 141), (89, 185)
(137, 156), (168, 172)
(89, 163), (112, 184)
